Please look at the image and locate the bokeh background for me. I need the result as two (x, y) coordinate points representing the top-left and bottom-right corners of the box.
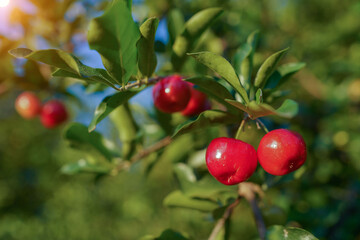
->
(0, 0), (359, 239)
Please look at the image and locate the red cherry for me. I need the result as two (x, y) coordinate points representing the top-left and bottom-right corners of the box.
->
(206, 137), (258, 185)
(257, 129), (307, 176)
(40, 100), (68, 128)
(152, 75), (191, 113)
(15, 91), (42, 119)
(181, 83), (211, 116)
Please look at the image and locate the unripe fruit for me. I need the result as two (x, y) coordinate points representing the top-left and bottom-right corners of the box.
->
(40, 100), (68, 128)
(15, 91), (42, 119)
(206, 137), (258, 185)
(257, 129), (306, 176)
(181, 83), (211, 116)
(152, 75), (191, 113)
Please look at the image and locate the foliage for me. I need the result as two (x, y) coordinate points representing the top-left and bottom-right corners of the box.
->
(0, 0), (359, 239)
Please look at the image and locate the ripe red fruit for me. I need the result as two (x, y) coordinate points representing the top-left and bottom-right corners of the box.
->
(40, 100), (68, 128)
(257, 129), (307, 176)
(206, 137), (258, 185)
(15, 91), (42, 119)
(181, 83), (211, 116)
(152, 75), (191, 113)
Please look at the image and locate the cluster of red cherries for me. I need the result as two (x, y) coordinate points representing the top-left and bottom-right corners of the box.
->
(152, 75), (307, 186)
(152, 75), (211, 116)
(15, 91), (68, 128)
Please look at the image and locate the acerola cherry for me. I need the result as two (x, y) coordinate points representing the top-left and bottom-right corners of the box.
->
(181, 83), (211, 116)
(152, 75), (191, 113)
(257, 129), (307, 176)
(40, 100), (68, 128)
(15, 91), (42, 119)
(206, 137), (258, 185)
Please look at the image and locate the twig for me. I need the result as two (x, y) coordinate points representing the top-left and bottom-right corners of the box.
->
(238, 183), (266, 240)
(208, 198), (240, 240)
(256, 118), (269, 133)
(117, 76), (162, 92)
(130, 136), (172, 163)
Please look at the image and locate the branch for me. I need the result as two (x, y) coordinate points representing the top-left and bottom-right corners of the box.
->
(238, 182), (266, 240)
(208, 198), (240, 240)
(130, 136), (172, 163)
(117, 76), (162, 92)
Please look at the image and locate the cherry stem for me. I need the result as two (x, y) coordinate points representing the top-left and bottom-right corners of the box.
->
(238, 182), (267, 240)
(235, 115), (249, 139)
(116, 76), (162, 92)
(256, 118), (269, 133)
(208, 197), (240, 240)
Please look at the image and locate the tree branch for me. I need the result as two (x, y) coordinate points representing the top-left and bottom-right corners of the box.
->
(208, 198), (240, 240)
(130, 136), (172, 163)
(238, 182), (266, 240)
(117, 76), (162, 92)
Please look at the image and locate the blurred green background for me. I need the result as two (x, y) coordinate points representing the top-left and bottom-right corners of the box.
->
(0, 0), (360, 239)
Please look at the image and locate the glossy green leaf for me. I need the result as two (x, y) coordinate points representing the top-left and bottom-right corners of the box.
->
(225, 99), (298, 119)
(171, 8), (223, 71)
(88, 0), (140, 85)
(61, 159), (111, 175)
(188, 52), (249, 103)
(254, 48), (289, 88)
(266, 225), (318, 240)
(138, 17), (159, 78)
(167, 8), (185, 45)
(64, 123), (118, 161)
(265, 62), (306, 89)
(9, 48), (119, 89)
(89, 89), (141, 132)
(173, 110), (240, 137)
(184, 76), (237, 112)
(164, 190), (219, 212)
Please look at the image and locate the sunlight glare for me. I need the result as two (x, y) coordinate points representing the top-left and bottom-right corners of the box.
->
(0, 0), (9, 8)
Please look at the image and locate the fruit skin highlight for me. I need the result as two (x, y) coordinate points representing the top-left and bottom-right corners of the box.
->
(181, 82), (211, 117)
(152, 75), (191, 113)
(206, 137), (258, 185)
(15, 91), (42, 119)
(40, 100), (68, 128)
(257, 129), (307, 176)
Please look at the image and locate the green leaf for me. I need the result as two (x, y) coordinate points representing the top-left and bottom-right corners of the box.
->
(61, 159), (111, 175)
(171, 8), (223, 71)
(173, 110), (240, 137)
(225, 99), (298, 119)
(242, 30), (260, 85)
(164, 190), (219, 212)
(184, 76), (237, 112)
(138, 17), (159, 78)
(256, 88), (263, 104)
(64, 123), (118, 161)
(88, 0), (140, 85)
(266, 225), (318, 240)
(89, 89), (141, 132)
(254, 48), (289, 88)
(233, 43), (252, 76)
(265, 62), (306, 89)
(167, 8), (185, 45)
(188, 52), (249, 103)
(9, 48), (119, 89)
